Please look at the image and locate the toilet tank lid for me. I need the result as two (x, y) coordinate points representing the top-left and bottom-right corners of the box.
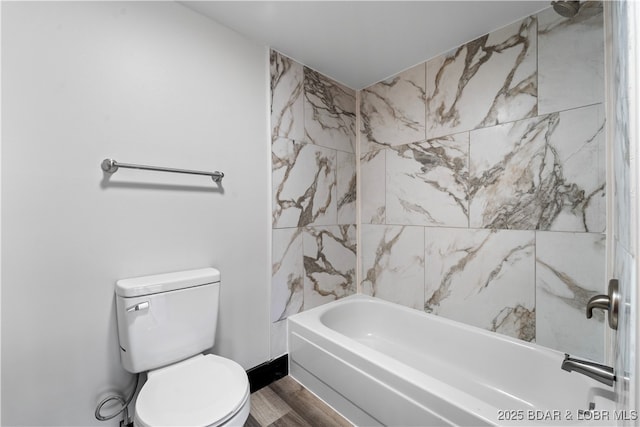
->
(115, 268), (220, 297)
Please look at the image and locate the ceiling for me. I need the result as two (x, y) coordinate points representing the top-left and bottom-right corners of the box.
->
(182, 1), (550, 90)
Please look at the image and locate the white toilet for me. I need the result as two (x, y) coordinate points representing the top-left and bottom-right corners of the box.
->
(115, 268), (250, 427)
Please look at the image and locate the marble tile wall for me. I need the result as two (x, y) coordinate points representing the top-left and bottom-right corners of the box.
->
(425, 17), (538, 139)
(360, 4), (606, 361)
(270, 51), (357, 359)
(361, 225), (425, 309)
(425, 228), (536, 341)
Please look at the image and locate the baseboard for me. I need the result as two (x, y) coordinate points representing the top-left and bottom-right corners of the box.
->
(246, 354), (288, 393)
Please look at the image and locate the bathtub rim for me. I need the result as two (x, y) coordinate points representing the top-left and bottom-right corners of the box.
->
(289, 294), (597, 361)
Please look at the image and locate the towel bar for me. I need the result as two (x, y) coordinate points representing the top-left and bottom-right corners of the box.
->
(101, 158), (224, 183)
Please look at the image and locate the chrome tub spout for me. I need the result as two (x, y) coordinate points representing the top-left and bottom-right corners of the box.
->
(561, 354), (615, 387)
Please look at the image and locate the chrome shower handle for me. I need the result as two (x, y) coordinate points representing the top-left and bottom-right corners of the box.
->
(586, 295), (611, 317)
(586, 279), (619, 330)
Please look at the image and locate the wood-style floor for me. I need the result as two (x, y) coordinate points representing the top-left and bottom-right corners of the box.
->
(245, 376), (353, 427)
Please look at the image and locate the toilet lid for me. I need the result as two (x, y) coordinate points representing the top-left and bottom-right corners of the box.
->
(135, 354), (249, 427)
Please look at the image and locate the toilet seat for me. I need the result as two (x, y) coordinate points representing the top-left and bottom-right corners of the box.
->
(134, 354), (250, 427)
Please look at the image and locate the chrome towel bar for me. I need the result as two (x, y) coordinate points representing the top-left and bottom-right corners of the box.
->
(101, 159), (224, 183)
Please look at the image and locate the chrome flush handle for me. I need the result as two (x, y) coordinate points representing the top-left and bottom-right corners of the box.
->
(586, 279), (619, 330)
(126, 301), (149, 313)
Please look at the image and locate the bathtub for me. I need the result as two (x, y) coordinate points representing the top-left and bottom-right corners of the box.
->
(288, 295), (618, 426)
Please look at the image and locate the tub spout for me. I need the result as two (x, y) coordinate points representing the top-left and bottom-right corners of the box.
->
(561, 354), (615, 387)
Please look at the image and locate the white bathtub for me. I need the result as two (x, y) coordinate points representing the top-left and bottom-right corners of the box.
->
(288, 295), (617, 426)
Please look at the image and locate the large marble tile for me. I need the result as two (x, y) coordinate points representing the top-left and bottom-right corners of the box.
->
(337, 151), (356, 225)
(425, 227), (535, 341)
(361, 225), (424, 309)
(271, 50), (304, 142)
(303, 225), (356, 310)
(535, 232), (605, 361)
(538, 3), (604, 115)
(272, 228), (304, 322)
(469, 104), (605, 231)
(386, 133), (469, 227)
(360, 149), (386, 224)
(360, 63), (426, 153)
(426, 17), (537, 139)
(272, 138), (337, 228)
(304, 67), (356, 153)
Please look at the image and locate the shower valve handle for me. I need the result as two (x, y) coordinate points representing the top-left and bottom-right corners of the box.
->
(586, 279), (619, 330)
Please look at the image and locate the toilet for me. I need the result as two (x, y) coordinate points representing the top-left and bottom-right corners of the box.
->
(115, 268), (250, 427)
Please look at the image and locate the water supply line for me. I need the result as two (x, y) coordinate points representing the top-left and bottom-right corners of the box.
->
(95, 373), (140, 427)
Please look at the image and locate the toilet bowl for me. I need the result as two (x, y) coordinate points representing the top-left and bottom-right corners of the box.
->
(134, 354), (250, 427)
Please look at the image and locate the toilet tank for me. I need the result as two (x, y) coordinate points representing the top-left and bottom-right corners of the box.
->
(114, 268), (220, 373)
